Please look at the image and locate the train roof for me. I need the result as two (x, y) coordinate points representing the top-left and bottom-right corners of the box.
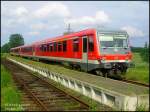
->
(32, 28), (96, 45)
(97, 29), (128, 34)
(11, 44), (32, 50)
(32, 28), (128, 45)
(11, 28), (128, 49)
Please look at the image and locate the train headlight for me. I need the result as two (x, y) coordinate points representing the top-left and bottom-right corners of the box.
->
(102, 57), (106, 60)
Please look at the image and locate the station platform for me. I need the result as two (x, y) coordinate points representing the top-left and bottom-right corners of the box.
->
(7, 56), (149, 111)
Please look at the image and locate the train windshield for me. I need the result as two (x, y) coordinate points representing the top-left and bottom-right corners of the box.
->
(98, 32), (130, 54)
(99, 34), (128, 48)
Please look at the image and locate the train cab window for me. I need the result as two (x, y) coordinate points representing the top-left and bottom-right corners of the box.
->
(63, 41), (67, 52)
(73, 38), (79, 52)
(88, 36), (94, 52)
(49, 43), (53, 52)
(54, 42), (57, 52)
(58, 42), (62, 52)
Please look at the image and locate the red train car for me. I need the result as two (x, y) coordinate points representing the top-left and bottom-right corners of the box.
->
(10, 28), (133, 77)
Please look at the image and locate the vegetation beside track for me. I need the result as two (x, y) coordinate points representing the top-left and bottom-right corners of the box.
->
(126, 53), (149, 83)
(1, 64), (23, 111)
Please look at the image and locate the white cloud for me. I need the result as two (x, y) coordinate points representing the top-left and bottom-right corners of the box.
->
(28, 31), (40, 36)
(66, 11), (110, 26)
(121, 26), (144, 37)
(2, 6), (29, 28)
(30, 23), (48, 30)
(14, 7), (28, 17)
(34, 2), (70, 19)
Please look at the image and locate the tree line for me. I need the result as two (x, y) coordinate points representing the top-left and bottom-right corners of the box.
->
(1, 34), (24, 53)
(131, 43), (149, 62)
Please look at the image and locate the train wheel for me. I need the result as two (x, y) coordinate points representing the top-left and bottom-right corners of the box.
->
(116, 69), (122, 76)
(77, 66), (81, 71)
(114, 69), (123, 79)
(96, 70), (103, 76)
(108, 69), (115, 78)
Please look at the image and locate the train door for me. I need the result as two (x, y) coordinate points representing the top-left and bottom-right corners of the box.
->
(82, 36), (88, 71)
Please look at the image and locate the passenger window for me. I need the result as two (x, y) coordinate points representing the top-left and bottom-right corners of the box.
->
(42, 45), (47, 52)
(49, 43), (53, 52)
(47, 44), (49, 51)
(63, 41), (67, 52)
(32, 47), (34, 52)
(88, 36), (94, 52)
(54, 42), (57, 52)
(40, 45), (42, 51)
(73, 39), (79, 52)
(58, 42), (62, 52)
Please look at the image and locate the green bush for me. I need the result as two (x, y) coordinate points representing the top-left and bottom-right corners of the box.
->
(131, 47), (149, 62)
(1, 64), (23, 111)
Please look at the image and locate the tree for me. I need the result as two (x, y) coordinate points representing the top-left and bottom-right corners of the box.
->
(1, 34), (24, 53)
(9, 34), (24, 48)
(144, 42), (148, 48)
(1, 43), (10, 53)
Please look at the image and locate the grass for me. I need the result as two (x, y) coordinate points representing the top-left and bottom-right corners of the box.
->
(126, 52), (149, 84)
(136, 104), (148, 111)
(1, 59), (23, 111)
(1, 53), (9, 59)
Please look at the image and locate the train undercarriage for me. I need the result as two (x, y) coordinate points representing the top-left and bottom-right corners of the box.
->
(95, 62), (134, 79)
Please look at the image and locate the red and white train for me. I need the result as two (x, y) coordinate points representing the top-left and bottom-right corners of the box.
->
(10, 28), (133, 77)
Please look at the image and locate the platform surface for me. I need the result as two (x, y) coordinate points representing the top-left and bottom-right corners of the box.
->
(9, 56), (149, 96)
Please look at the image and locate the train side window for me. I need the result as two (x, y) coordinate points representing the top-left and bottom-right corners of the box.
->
(47, 44), (49, 51)
(42, 45), (47, 52)
(63, 41), (67, 52)
(73, 38), (79, 52)
(49, 43), (53, 52)
(44, 45), (47, 52)
(32, 47), (34, 52)
(30, 47), (33, 52)
(88, 36), (94, 52)
(39, 45), (42, 51)
(54, 42), (57, 52)
(58, 42), (62, 52)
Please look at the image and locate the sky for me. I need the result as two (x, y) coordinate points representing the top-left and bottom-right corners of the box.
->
(1, 1), (149, 47)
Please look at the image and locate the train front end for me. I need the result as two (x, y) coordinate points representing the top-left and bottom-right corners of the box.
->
(97, 30), (133, 78)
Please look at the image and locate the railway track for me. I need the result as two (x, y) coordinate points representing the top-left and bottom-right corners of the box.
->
(2, 59), (89, 111)
(122, 79), (149, 88)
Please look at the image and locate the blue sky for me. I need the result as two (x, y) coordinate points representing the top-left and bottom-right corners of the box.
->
(1, 1), (149, 47)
